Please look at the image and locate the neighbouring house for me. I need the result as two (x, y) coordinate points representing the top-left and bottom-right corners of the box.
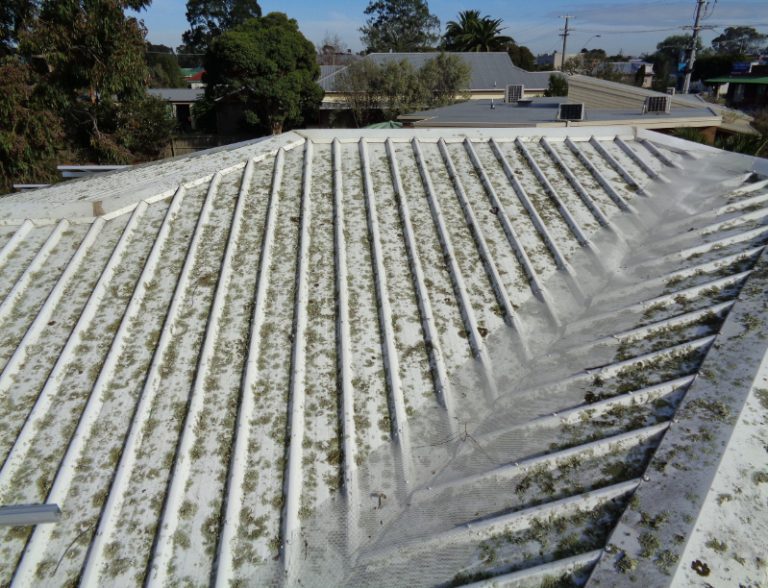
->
(147, 88), (205, 131)
(180, 66), (206, 89)
(398, 95), (721, 131)
(400, 75), (726, 135)
(318, 64), (347, 91)
(567, 74), (761, 138)
(0, 126), (767, 588)
(608, 59), (655, 88)
(317, 48), (358, 67)
(536, 51), (578, 70)
(318, 52), (552, 124)
(706, 69), (768, 110)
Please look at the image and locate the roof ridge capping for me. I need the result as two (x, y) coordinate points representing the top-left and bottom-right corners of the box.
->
(0, 132), (306, 223)
(295, 125), (641, 145)
(636, 129), (768, 176)
(588, 246), (768, 586)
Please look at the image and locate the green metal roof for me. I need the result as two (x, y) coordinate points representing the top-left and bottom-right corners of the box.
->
(364, 120), (404, 129)
(706, 76), (768, 84)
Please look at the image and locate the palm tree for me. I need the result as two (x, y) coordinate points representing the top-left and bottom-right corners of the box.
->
(443, 10), (513, 52)
(444, 10), (481, 50)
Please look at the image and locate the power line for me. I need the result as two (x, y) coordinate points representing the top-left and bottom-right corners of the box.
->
(574, 27), (684, 34)
(573, 21), (767, 35)
(702, 0), (717, 20)
(146, 51), (205, 55)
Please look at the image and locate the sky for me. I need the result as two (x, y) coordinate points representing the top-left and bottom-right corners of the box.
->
(131, 0), (768, 58)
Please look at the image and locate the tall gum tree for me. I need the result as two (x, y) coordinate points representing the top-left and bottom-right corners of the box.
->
(0, 56), (64, 192)
(20, 0), (174, 163)
(179, 0), (261, 62)
(360, 0), (440, 52)
(203, 12), (323, 135)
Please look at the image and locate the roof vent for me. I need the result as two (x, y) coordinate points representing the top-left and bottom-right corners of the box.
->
(557, 103), (585, 121)
(505, 84), (525, 103)
(642, 95), (672, 114)
(666, 87), (676, 95)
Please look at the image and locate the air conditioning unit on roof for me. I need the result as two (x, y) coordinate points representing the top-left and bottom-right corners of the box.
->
(643, 95), (672, 114)
(505, 84), (525, 103)
(557, 103), (585, 121)
(666, 87), (676, 95)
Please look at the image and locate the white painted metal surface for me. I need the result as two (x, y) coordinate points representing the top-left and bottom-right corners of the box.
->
(0, 127), (764, 587)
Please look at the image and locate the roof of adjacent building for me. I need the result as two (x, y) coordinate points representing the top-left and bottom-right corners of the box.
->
(566, 75), (761, 135)
(400, 97), (719, 129)
(319, 64), (346, 79)
(706, 76), (768, 85)
(319, 52), (553, 92)
(608, 61), (654, 75)
(0, 127), (767, 587)
(180, 67), (205, 81)
(364, 120), (403, 129)
(147, 88), (205, 102)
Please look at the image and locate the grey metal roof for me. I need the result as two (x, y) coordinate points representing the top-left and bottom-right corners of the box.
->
(319, 64), (345, 80)
(401, 97), (720, 127)
(147, 88), (205, 102)
(320, 52), (553, 92)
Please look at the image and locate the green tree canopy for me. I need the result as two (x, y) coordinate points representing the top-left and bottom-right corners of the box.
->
(5, 0), (175, 169)
(146, 43), (186, 88)
(0, 56), (64, 192)
(711, 26), (767, 55)
(692, 53), (743, 81)
(25, 0), (150, 101)
(560, 50), (622, 82)
(180, 0), (261, 56)
(507, 44), (535, 70)
(418, 53), (471, 105)
(655, 34), (702, 64)
(338, 52), (469, 126)
(203, 12), (323, 134)
(443, 10), (512, 52)
(1, 0), (37, 55)
(360, 0), (440, 52)
(544, 73), (567, 97)
(645, 34), (703, 91)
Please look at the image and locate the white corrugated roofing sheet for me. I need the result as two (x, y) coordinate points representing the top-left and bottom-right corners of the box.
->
(0, 127), (766, 587)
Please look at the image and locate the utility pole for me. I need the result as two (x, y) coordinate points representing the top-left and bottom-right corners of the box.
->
(682, 0), (706, 93)
(559, 15), (573, 70)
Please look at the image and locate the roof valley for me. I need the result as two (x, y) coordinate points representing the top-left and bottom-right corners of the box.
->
(0, 129), (766, 586)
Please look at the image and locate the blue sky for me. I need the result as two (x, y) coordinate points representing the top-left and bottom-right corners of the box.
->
(132, 1), (768, 57)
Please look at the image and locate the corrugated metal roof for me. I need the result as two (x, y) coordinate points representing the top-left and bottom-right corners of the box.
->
(364, 120), (403, 128)
(0, 128), (766, 587)
(706, 76), (768, 84)
(568, 75), (722, 114)
(147, 88), (205, 102)
(319, 52), (552, 92)
(401, 97), (720, 128)
(319, 64), (346, 80)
